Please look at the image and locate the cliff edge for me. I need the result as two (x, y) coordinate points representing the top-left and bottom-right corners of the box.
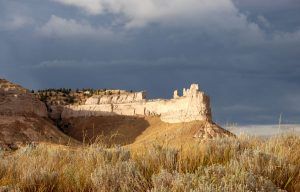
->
(62, 84), (212, 123)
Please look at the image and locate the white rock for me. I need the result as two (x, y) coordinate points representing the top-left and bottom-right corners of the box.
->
(62, 84), (212, 123)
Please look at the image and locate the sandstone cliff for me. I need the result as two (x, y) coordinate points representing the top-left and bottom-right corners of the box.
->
(62, 84), (212, 123)
(58, 84), (234, 145)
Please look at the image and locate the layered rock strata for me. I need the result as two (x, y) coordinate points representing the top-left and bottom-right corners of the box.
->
(0, 78), (75, 148)
(0, 79), (47, 117)
(62, 84), (212, 123)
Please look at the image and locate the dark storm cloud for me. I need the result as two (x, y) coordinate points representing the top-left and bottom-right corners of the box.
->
(0, 0), (300, 124)
(233, 0), (300, 31)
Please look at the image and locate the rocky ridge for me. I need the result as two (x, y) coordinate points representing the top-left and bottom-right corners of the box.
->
(62, 84), (212, 123)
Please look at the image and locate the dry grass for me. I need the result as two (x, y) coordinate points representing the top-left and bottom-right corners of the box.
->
(0, 134), (299, 192)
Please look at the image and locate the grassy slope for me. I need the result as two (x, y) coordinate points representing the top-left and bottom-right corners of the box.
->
(61, 116), (233, 147)
(132, 117), (233, 148)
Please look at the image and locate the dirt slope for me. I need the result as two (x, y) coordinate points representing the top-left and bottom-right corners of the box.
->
(0, 78), (77, 149)
(61, 116), (150, 145)
(61, 116), (233, 147)
(0, 115), (75, 148)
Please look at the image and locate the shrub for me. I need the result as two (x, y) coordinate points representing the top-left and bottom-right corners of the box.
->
(0, 135), (299, 191)
(91, 161), (149, 192)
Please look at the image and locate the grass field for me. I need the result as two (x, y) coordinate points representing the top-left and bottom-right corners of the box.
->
(226, 124), (300, 137)
(0, 134), (299, 192)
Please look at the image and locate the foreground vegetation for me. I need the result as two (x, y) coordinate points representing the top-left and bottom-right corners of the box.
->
(0, 135), (299, 192)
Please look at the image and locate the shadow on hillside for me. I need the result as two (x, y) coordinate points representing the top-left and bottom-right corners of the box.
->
(61, 115), (150, 146)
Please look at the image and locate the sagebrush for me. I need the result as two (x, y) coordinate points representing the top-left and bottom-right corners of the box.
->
(0, 134), (299, 192)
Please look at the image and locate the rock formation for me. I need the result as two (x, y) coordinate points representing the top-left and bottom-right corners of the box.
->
(0, 78), (76, 149)
(0, 78), (233, 147)
(62, 84), (212, 123)
(0, 79), (47, 117)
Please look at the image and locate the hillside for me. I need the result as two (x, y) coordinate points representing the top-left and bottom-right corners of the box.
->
(0, 78), (27, 93)
(61, 116), (233, 147)
(0, 115), (75, 149)
(0, 79), (77, 149)
(58, 83), (233, 147)
(132, 117), (234, 147)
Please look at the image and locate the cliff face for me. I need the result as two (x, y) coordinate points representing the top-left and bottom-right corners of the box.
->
(0, 79), (75, 148)
(85, 91), (146, 104)
(61, 84), (212, 123)
(0, 79), (47, 117)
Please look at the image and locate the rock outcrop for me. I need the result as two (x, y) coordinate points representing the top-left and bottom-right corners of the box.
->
(0, 78), (233, 147)
(85, 91), (146, 105)
(0, 79), (47, 117)
(62, 84), (212, 123)
(0, 78), (76, 148)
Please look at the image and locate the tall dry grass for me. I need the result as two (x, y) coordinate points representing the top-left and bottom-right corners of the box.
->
(0, 134), (299, 192)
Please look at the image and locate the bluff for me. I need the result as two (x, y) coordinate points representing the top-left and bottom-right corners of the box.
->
(0, 78), (76, 149)
(62, 84), (212, 123)
(0, 78), (233, 147)
(59, 84), (233, 145)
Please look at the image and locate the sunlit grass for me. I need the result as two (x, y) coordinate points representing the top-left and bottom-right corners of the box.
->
(0, 134), (299, 191)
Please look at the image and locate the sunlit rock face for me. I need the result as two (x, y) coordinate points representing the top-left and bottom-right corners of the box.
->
(62, 84), (212, 123)
(85, 91), (146, 105)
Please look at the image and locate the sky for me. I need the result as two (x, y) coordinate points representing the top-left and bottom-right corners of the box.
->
(1, 0), (300, 125)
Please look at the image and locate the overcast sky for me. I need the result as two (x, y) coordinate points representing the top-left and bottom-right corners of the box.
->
(1, 0), (300, 125)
